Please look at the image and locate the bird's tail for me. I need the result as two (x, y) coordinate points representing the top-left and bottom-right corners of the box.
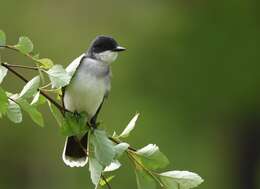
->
(62, 133), (88, 167)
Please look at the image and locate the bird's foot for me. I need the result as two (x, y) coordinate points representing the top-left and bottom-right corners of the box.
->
(73, 111), (81, 118)
(87, 121), (100, 129)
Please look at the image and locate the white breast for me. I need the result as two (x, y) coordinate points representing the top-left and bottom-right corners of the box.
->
(64, 58), (110, 119)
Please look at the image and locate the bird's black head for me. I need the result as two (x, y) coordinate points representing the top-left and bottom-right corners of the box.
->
(88, 36), (126, 54)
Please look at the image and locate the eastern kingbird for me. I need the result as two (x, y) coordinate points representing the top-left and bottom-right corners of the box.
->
(62, 36), (126, 167)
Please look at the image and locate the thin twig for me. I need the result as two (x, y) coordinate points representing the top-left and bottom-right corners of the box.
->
(0, 44), (47, 85)
(8, 97), (17, 103)
(101, 174), (112, 189)
(74, 136), (89, 155)
(39, 82), (52, 89)
(1, 62), (65, 114)
(2, 63), (40, 70)
(0, 45), (37, 61)
(2, 62), (29, 82)
(127, 151), (165, 188)
(0, 45), (18, 52)
(109, 136), (137, 151)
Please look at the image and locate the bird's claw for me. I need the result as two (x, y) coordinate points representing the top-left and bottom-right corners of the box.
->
(87, 121), (100, 129)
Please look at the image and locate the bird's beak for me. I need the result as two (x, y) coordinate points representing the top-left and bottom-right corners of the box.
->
(113, 46), (126, 52)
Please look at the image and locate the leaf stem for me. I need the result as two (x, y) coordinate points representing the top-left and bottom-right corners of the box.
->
(101, 174), (112, 189)
(40, 88), (61, 93)
(39, 82), (52, 90)
(109, 137), (166, 187)
(36, 62), (46, 84)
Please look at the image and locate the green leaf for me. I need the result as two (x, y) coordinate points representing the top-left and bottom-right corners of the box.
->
(0, 65), (8, 84)
(14, 36), (34, 54)
(0, 30), (6, 46)
(159, 171), (204, 189)
(31, 92), (46, 106)
(114, 142), (129, 158)
(7, 100), (22, 123)
(119, 113), (139, 138)
(104, 160), (121, 172)
(65, 54), (84, 76)
(89, 157), (103, 186)
(38, 58), (54, 69)
(99, 175), (115, 186)
(46, 65), (71, 88)
(90, 129), (116, 167)
(47, 100), (63, 127)
(135, 144), (169, 170)
(19, 76), (40, 99)
(55, 88), (63, 100)
(18, 99), (44, 127)
(0, 87), (8, 115)
(60, 112), (88, 136)
(135, 167), (157, 189)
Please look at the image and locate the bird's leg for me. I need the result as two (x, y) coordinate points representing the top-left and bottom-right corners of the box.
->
(86, 120), (99, 129)
(89, 117), (100, 129)
(88, 99), (104, 129)
(73, 111), (81, 119)
(85, 115), (99, 129)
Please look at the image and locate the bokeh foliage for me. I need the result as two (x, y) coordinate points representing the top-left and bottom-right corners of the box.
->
(0, 0), (259, 189)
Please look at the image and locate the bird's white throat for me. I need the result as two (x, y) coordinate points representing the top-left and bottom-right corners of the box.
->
(95, 50), (118, 64)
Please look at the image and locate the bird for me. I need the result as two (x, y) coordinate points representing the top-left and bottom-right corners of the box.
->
(62, 36), (126, 167)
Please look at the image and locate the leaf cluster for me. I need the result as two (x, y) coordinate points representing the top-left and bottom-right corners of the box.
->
(0, 30), (204, 189)
(0, 30), (71, 126)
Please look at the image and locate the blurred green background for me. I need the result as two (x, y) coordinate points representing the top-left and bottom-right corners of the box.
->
(0, 0), (260, 188)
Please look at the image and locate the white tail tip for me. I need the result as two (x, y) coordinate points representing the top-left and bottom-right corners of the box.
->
(62, 137), (88, 168)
